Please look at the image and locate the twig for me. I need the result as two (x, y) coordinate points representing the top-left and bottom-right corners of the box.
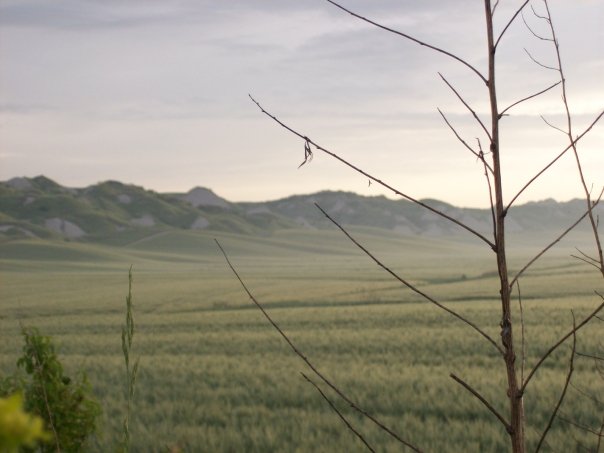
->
(524, 48), (558, 71)
(494, 0), (531, 50)
(475, 138), (497, 243)
(509, 192), (603, 288)
(569, 382), (602, 407)
(315, 203), (504, 355)
(301, 373), (376, 453)
(325, 0), (487, 84)
(437, 108), (493, 173)
(506, 109), (604, 211)
(439, 73), (492, 140)
(535, 312), (577, 452)
(530, 4), (549, 22)
(492, 0), (500, 16)
(450, 373), (511, 432)
(575, 351), (604, 362)
(572, 254), (604, 271)
(516, 281), (526, 384)
(557, 415), (602, 437)
(540, 115), (566, 135)
(575, 247), (600, 264)
(499, 81), (560, 117)
(215, 239), (422, 452)
(520, 9), (552, 42)
(481, 141), (497, 244)
(249, 95), (496, 249)
(522, 297), (604, 393)
(542, 0), (604, 277)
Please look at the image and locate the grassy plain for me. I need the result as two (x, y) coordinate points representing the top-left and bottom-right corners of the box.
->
(1, 227), (602, 452)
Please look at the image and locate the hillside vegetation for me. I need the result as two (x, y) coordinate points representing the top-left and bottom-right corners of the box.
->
(1, 176), (600, 244)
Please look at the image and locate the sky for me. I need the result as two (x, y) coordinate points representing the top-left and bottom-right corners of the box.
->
(0, 0), (602, 207)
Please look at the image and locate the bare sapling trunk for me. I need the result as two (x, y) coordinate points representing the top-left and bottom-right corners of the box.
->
(485, 1), (525, 450)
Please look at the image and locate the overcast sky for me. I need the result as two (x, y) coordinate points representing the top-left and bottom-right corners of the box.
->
(0, 0), (602, 207)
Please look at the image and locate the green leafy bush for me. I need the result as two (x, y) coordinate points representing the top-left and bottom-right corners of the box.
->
(1, 327), (101, 452)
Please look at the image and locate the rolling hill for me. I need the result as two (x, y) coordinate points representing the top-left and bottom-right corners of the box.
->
(0, 176), (600, 243)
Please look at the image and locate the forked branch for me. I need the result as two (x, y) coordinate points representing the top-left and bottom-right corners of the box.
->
(215, 239), (422, 452)
(250, 95), (496, 249)
(542, 0), (604, 277)
(315, 203), (503, 355)
(522, 296), (604, 393)
(506, 109), (604, 211)
(437, 108), (493, 174)
(325, 0), (487, 84)
(439, 73), (491, 140)
(499, 81), (560, 117)
(509, 192), (603, 288)
(494, 0), (531, 50)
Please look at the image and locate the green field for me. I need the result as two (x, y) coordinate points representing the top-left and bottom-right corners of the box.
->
(1, 228), (602, 452)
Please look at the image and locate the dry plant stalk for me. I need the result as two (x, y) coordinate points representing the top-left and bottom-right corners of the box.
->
(219, 1), (604, 452)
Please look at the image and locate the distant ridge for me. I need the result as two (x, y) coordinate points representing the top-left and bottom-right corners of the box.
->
(0, 176), (600, 242)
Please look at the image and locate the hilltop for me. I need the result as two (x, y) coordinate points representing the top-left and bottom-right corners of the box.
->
(0, 176), (599, 243)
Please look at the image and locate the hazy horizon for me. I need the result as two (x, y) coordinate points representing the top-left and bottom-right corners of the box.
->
(2, 173), (596, 209)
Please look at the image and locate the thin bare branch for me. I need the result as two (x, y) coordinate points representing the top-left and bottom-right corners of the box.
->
(315, 203), (504, 355)
(572, 254), (604, 271)
(575, 247), (600, 264)
(570, 383), (603, 407)
(524, 47), (558, 71)
(325, 0), (487, 84)
(437, 108), (494, 174)
(522, 297), (604, 393)
(535, 312), (577, 453)
(521, 9), (552, 41)
(499, 81), (560, 117)
(540, 115), (566, 135)
(575, 351), (604, 362)
(439, 73), (492, 140)
(510, 193), (603, 288)
(476, 138), (497, 243)
(215, 239), (422, 452)
(301, 373), (376, 453)
(506, 109), (604, 210)
(494, 0), (531, 50)
(542, 0), (604, 277)
(516, 281), (526, 384)
(450, 373), (511, 432)
(530, 4), (549, 22)
(250, 95), (496, 248)
(483, 158), (497, 244)
(492, 0), (500, 15)
(557, 415), (603, 437)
